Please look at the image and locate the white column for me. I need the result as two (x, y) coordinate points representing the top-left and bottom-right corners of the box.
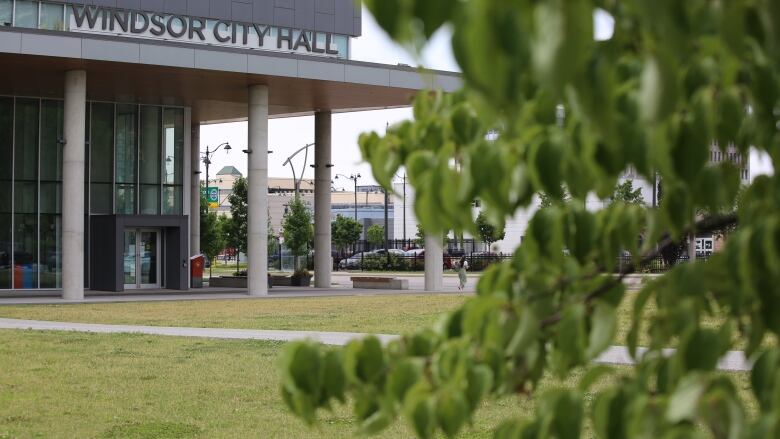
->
(247, 85), (269, 295)
(62, 70), (87, 300)
(424, 234), (443, 291)
(190, 123), (201, 257)
(314, 111), (332, 288)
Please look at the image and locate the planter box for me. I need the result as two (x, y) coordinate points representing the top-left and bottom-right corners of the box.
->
(209, 275), (299, 288)
(290, 275), (312, 287)
(350, 277), (409, 290)
(209, 276), (247, 288)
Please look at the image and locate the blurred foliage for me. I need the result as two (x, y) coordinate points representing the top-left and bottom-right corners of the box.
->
(282, 0), (780, 437)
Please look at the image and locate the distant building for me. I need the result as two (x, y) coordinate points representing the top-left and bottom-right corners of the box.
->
(211, 173), (392, 239)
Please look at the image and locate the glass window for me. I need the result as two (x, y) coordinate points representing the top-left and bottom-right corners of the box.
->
(40, 2), (63, 30)
(90, 183), (112, 215)
(0, 0), (12, 26)
(0, 97), (11, 289)
(40, 182), (61, 214)
(14, 214), (38, 288)
(115, 104), (137, 184)
(140, 184), (160, 215)
(90, 103), (113, 213)
(39, 214), (61, 288)
(162, 185), (182, 215)
(40, 100), (63, 182)
(14, 0), (38, 28)
(14, 182), (37, 289)
(163, 108), (183, 185)
(139, 106), (161, 185)
(115, 184), (135, 214)
(115, 104), (137, 214)
(15, 98), (39, 183)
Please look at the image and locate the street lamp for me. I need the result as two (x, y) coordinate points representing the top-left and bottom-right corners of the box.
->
(201, 142), (232, 211)
(282, 142), (315, 197)
(335, 173), (361, 221)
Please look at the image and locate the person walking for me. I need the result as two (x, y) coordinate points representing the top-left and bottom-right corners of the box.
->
(458, 256), (469, 291)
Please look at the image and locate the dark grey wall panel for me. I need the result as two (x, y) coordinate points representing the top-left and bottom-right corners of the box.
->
(187, 0), (209, 16)
(315, 12), (333, 33)
(116, 0), (141, 10)
(315, 0), (333, 14)
(294, 0), (314, 29)
(139, 0), (164, 13)
(61, 0), (361, 36)
(209, 0), (230, 19)
(164, 0), (188, 14)
(274, 7), (293, 27)
(333, 0), (352, 35)
(252, 0), (274, 23)
(231, 1), (252, 20)
(94, 0), (117, 7)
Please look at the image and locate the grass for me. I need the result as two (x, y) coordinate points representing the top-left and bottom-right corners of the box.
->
(0, 330), (756, 438)
(0, 294), (471, 335)
(0, 292), (753, 349)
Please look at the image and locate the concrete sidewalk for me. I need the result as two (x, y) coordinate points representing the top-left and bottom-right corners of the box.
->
(0, 318), (750, 371)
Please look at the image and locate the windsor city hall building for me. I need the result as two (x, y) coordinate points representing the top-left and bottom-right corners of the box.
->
(0, 0), (459, 298)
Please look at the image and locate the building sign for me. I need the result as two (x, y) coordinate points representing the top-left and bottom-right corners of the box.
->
(67, 5), (348, 59)
(205, 187), (219, 209)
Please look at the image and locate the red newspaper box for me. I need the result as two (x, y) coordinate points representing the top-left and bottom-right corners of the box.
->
(190, 255), (204, 288)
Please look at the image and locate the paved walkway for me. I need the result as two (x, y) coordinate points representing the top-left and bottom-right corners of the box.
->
(0, 318), (750, 371)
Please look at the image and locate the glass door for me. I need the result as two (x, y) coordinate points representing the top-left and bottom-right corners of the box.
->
(123, 228), (161, 289)
(139, 230), (159, 288)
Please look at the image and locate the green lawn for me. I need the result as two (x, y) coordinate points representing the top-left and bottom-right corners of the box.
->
(0, 294), (471, 335)
(0, 330), (580, 438)
(0, 292), (748, 349)
(0, 330), (756, 438)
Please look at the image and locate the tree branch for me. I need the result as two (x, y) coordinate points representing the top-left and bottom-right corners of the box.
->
(539, 213), (738, 327)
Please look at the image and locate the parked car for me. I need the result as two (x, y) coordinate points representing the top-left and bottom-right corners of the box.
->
(403, 249), (453, 269)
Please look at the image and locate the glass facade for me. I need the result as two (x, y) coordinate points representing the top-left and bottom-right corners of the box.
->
(0, 97), (185, 290)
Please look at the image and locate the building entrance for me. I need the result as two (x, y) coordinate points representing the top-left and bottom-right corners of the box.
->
(123, 229), (161, 289)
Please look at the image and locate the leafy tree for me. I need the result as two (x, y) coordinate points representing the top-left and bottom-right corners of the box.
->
(475, 210), (505, 250)
(331, 215), (362, 254)
(224, 177), (247, 272)
(282, 196), (313, 274)
(414, 223), (448, 247)
(538, 186), (570, 209)
(199, 194), (225, 265)
(366, 224), (385, 248)
(610, 179), (646, 206)
(282, 1), (780, 438)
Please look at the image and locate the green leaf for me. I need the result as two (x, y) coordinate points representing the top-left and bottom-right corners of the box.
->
(579, 365), (614, 392)
(586, 303), (617, 359)
(465, 365), (494, 412)
(282, 341), (322, 395)
(639, 51), (679, 123)
(680, 329), (722, 372)
(666, 373), (706, 423)
(387, 359), (423, 402)
(344, 336), (386, 385)
(751, 348), (780, 412)
(322, 350), (346, 403)
(592, 388), (627, 439)
(403, 384), (436, 439)
(435, 387), (470, 438)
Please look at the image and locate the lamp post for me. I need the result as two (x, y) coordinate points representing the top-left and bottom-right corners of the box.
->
(282, 142), (315, 198)
(335, 173), (361, 222)
(201, 142), (232, 211)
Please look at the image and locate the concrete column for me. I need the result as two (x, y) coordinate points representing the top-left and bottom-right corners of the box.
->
(314, 111), (332, 288)
(190, 124), (201, 257)
(62, 70), (86, 300)
(424, 234), (443, 291)
(247, 85), (269, 295)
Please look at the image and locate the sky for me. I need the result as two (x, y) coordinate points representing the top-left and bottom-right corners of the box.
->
(200, 7), (773, 190)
